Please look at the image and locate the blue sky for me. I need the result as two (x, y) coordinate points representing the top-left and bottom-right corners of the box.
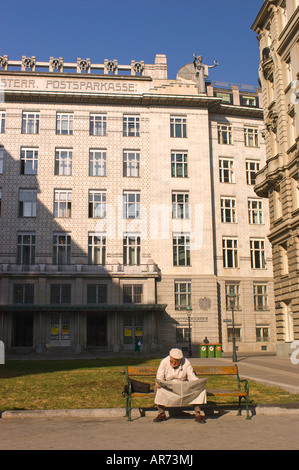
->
(1, 0), (263, 86)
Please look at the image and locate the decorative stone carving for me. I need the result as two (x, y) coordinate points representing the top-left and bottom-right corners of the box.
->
(50, 57), (63, 72)
(198, 297), (211, 311)
(77, 58), (90, 73)
(0, 56), (8, 70)
(265, 110), (278, 133)
(22, 56), (36, 71)
(105, 59), (118, 74)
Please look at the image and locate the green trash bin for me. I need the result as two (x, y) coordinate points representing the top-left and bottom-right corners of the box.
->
(199, 344), (208, 358)
(215, 344), (222, 358)
(208, 345), (215, 358)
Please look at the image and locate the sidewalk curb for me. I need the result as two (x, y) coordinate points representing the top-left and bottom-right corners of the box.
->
(2, 404), (299, 420)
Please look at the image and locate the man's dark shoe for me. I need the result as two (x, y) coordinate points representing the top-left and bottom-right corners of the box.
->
(195, 414), (206, 423)
(153, 412), (167, 422)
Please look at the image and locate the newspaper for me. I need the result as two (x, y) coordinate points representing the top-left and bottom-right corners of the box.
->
(155, 378), (207, 407)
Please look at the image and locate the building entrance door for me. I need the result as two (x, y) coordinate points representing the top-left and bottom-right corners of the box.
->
(12, 313), (33, 347)
(123, 316), (143, 351)
(87, 315), (107, 347)
(50, 314), (71, 346)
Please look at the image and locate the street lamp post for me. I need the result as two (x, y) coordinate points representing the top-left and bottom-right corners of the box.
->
(186, 305), (192, 357)
(228, 288), (238, 363)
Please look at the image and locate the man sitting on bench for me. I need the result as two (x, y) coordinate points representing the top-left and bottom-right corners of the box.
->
(154, 348), (207, 423)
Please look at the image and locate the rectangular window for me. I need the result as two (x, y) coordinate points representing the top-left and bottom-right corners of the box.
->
(123, 191), (140, 219)
(219, 158), (234, 183)
(54, 190), (72, 218)
(87, 284), (107, 303)
(17, 233), (35, 265)
(53, 233), (71, 265)
(89, 114), (107, 136)
(225, 283), (240, 310)
(19, 189), (37, 217)
(171, 152), (188, 178)
(172, 192), (189, 219)
(13, 284), (34, 304)
(175, 281), (191, 309)
(123, 150), (140, 177)
(123, 115), (140, 137)
(0, 111), (5, 133)
(89, 149), (106, 176)
(250, 239), (266, 269)
(176, 326), (191, 343)
(22, 112), (39, 134)
(55, 149), (72, 176)
(248, 198), (263, 224)
(256, 326), (269, 341)
(244, 127), (258, 147)
(227, 327), (241, 342)
(223, 237), (238, 268)
(253, 284), (268, 310)
(170, 116), (187, 138)
(246, 160), (260, 185)
(20, 148), (38, 175)
(88, 233), (106, 265)
(218, 124), (232, 144)
(123, 234), (141, 265)
(123, 285), (143, 303)
(88, 190), (106, 218)
(240, 95), (257, 107)
(0, 148), (3, 173)
(50, 284), (71, 304)
(221, 197), (237, 223)
(56, 113), (73, 135)
(173, 234), (191, 266)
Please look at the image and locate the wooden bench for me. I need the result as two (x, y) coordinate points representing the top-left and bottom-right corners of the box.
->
(123, 365), (250, 421)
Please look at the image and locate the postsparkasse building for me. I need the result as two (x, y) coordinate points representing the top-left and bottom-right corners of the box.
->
(0, 53), (276, 356)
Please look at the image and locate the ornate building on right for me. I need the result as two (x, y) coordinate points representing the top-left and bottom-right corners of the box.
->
(252, 0), (299, 356)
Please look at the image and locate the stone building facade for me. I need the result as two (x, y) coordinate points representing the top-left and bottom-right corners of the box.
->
(252, 0), (299, 356)
(0, 53), (275, 355)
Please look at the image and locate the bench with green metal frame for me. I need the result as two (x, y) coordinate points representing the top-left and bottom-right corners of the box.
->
(123, 364), (250, 421)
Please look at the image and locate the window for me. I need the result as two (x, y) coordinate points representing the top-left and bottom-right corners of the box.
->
(240, 95), (257, 107)
(227, 327), (241, 342)
(19, 189), (37, 217)
(123, 115), (140, 137)
(89, 114), (107, 136)
(173, 234), (190, 266)
(87, 284), (107, 303)
(246, 160), (260, 185)
(88, 233), (106, 265)
(123, 150), (140, 177)
(176, 326), (191, 343)
(123, 191), (140, 219)
(225, 283), (240, 310)
(219, 158), (234, 183)
(0, 148), (3, 173)
(13, 284), (34, 304)
(21, 112), (39, 134)
(223, 237), (238, 268)
(250, 239), (266, 269)
(123, 285), (143, 303)
(123, 234), (141, 265)
(280, 242), (289, 275)
(0, 111), (5, 133)
(54, 190), (72, 218)
(175, 281), (191, 309)
(170, 116), (187, 138)
(89, 149), (106, 176)
(256, 326), (270, 342)
(56, 113), (73, 135)
(248, 198), (263, 224)
(171, 152), (188, 178)
(53, 233), (71, 265)
(55, 149), (72, 175)
(50, 284), (71, 304)
(218, 124), (232, 145)
(17, 233), (35, 265)
(172, 192), (189, 219)
(253, 284), (268, 310)
(88, 190), (106, 218)
(20, 148), (38, 175)
(244, 127), (258, 147)
(221, 197), (237, 223)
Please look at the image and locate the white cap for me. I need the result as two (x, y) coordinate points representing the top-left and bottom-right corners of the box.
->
(169, 348), (183, 359)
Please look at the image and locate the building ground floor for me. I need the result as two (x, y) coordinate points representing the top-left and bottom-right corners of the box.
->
(0, 272), (278, 356)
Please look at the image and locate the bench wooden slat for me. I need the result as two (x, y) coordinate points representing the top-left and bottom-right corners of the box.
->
(193, 366), (238, 376)
(207, 389), (247, 397)
(127, 367), (157, 376)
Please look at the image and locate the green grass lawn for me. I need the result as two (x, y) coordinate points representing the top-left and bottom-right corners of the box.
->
(0, 358), (298, 412)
